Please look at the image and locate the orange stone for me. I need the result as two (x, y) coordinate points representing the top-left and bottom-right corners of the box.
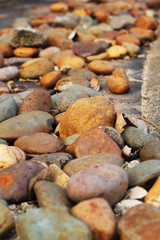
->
(66, 127), (122, 158)
(73, 9), (89, 16)
(106, 68), (131, 94)
(0, 43), (13, 58)
(50, 3), (68, 12)
(31, 19), (48, 27)
(88, 60), (114, 75)
(129, 27), (154, 40)
(56, 54), (85, 69)
(14, 47), (39, 58)
(93, 9), (109, 22)
(136, 16), (158, 30)
(59, 96), (115, 140)
(145, 176), (160, 207)
(40, 70), (61, 88)
(116, 34), (140, 46)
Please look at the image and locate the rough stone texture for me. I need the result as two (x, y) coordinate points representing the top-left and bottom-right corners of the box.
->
(0, 111), (54, 141)
(122, 127), (154, 150)
(0, 66), (19, 81)
(34, 180), (72, 208)
(66, 127), (122, 158)
(0, 161), (44, 203)
(16, 206), (91, 240)
(64, 153), (123, 176)
(71, 198), (116, 240)
(0, 201), (14, 237)
(140, 139), (160, 161)
(67, 163), (128, 206)
(59, 96), (115, 140)
(0, 94), (17, 123)
(18, 88), (53, 114)
(118, 203), (160, 240)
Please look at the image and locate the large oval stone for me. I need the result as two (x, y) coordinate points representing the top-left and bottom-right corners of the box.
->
(71, 198), (116, 240)
(140, 140), (160, 161)
(67, 163), (128, 206)
(66, 127), (122, 158)
(13, 90), (33, 109)
(0, 94), (17, 123)
(18, 88), (53, 114)
(59, 96), (115, 140)
(0, 66), (19, 81)
(118, 204), (160, 240)
(16, 206), (91, 240)
(0, 111), (54, 141)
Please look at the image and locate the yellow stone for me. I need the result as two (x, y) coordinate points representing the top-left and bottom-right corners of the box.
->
(107, 45), (127, 58)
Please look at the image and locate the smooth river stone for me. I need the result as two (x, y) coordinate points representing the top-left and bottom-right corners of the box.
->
(34, 180), (72, 208)
(0, 201), (14, 237)
(118, 204), (160, 240)
(13, 90), (33, 109)
(0, 161), (44, 203)
(63, 153), (124, 176)
(0, 50), (3, 67)
(126, 159), (160, 187)
(67, 163), (128, 206)
(140, 140), (160, 161)
(71, 198), (116, 240)
(122, 127), (154, 150)
(0, 111), (54, 141)
(0, 66), (19, 81)
(0, 94), (17, 123)
(14, 133), (62, 154)
(16, 206), (91, 240)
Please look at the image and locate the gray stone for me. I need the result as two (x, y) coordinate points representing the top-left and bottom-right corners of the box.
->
(0, 201), (14, 237)
(34, 181), (72, 208)
(122, 127), (154, 150)
(10, 27), (45, 47)
(12, 17), (30, 28)
(0, 94), (17, 123)
(16, 206), (91, 240)
(51, 85), (102, 112)
(0, 66), (19, 81)
(52, 16), (78, 29)
(0, 139), (8, 145)
(140, 139), (160, 161)
(5, 57), (32, 66)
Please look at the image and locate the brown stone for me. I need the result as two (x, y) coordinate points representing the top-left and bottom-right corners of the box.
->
(140, 140), (160, 161)
(18, 88), (53, 114)
(31, 19), (48, 27)
(40, 70), (61, 88)
(71, 198), (116, 240)
(118, 204), (160, 240)
(0, 81), (10, 95)
(56, 54), (85, 69)
(39, 47), (61, 60)
(51, 49), (73, 65)
(50, 3), (68, 12)
(13, 47), (39, 58)
(136, 16), (158, 30)
(107, 45), (127, 59)
(106, 68), (131, 94)
(145, 176), (160, 207)
(116, 34), (140, 46)
(99, 30), (122, 39)
(46, 35), (72, 50)
(0, 51), (4, 68)
(59, 96), (115, 140)
(14, 133), (62, 154)
(79, 34), (96, 43)
(66, 127), (122, 158)
(129, 27), (154, 40)
(0, 43), (13, 58)
(93, 9), (109, 22)
(88, 60), (114, 75)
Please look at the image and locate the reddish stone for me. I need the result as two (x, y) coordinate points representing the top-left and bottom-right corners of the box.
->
(0, 43), (13, 58)
(116, 34), (140, 46)
(46, 35), (72, 50)
(129, 27), (154, 40)
(136, 16), (158, 30)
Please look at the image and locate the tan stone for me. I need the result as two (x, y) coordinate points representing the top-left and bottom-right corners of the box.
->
(46, 35), (72, 50)
(136, 16), (158, 30)
(145, 176), (160, 208)
(116, 34), (140, 46)
(40, 70), (61, 88)
(88, 60), (114, 75)
(56, 54), (85, 69)
(129, 27), (154, 40)
(13, 47), (39, 58)
(0, 51), (4, 68)
(59, 96), (115, 140)
(107, 45), (127, 59)
(50, 3), (68, 12)
(49, 164), (69, 190)
(51, 50), (73, 65)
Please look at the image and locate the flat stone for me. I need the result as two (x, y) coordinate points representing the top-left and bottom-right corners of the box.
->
(88, 60), (114, 75)
(4, 57), (32, 66)
(71, 198), (116, 240)
(16, 206), (91, 240)
(0, 66), (19, 81)
(126, 159), (160, 187)
(63, 153), (124, 176)
(34, 180), (72, 208)
(0, 201), (14, 237)
(107, 45), (127, 58)
(140, 140), (160, 161)
(118, 204), (160, 240)
(68, 163), (128, 206)
(0, 94), (17, 123)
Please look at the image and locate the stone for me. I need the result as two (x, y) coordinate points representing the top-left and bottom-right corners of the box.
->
(145, 176), (160, 207)
(51, 85), (102, 113)
(0, 201), (14, 237)
(86, 52), (109, 62)
(5, 57), (32, 66)
(66, 127), (122, 158)
(13, 47), (39, 58)
(0, 66), (19, 81)
(20, 58), (54, 79)
(59, 96), (115, 140)
(14, 133), (62, 155)
(51, 49), (73, 65)
(122, 127), (154, 150)
(18, 88), (53, 114)
(0, 94), (17, 123)
(0, 139), (8, 145)
(116, 34), (140, 46)
(63, 153), (124, 176)
(31, 152), (72, 169)
(50, 3), (68, 12)
(0, 161), (44, 203)
(114, 199), (143, 216)
(0, 50), (4, 68)
(63, 134), (81, 146)
(99, 126), (124, 149)
(88, 60), (114, 75)
(40, 70), (61, 88)
(52, 15), (78, 29)
(87, 24), (113, 36)
(0, 43), (13, 57)
(136, 16), (158, 30)
(56, 54), (85, 69)
(13, 90), (33, 109)
(12, 17), (30, 28)
(54, 77), (90, 91)
(140, 140), (160, 161)
(16, 206), (91, 240)
(71, 198), (116, 240)
(0, 81), (10, 95)
(118, 203), (160, 240)
(93, 9), (109, 22)
(106, 68), (131, 94)
(122, 42), (140, 57)
(0, 111), (54, 141)
(10, 27), (45, 47)
(46, 35), (72, 50)
(34, 180), (72, 208)
(107, 45), (127, 59)
(126, 159), (160, 188)
(124, 186), (147, 200)
(39, 46), (61, 60)
(67, 163), (128, 206)
(129, 27), (154, 40)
